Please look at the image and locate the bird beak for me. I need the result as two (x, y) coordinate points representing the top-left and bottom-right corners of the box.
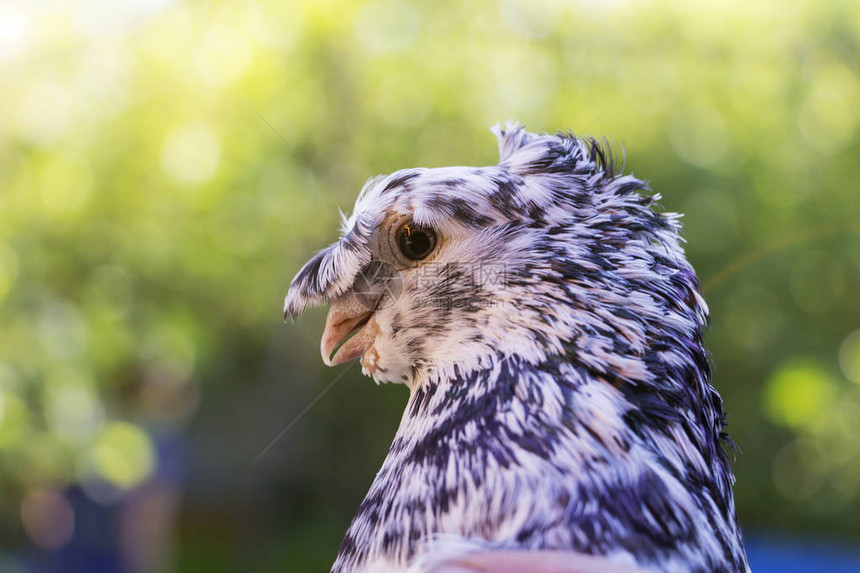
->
(320, 295), (377, 366)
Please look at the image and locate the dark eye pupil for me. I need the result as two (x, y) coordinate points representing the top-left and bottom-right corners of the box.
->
(398, 225), (436, 261)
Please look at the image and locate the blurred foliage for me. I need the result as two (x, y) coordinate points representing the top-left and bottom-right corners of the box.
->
(0, 0), (859, 570)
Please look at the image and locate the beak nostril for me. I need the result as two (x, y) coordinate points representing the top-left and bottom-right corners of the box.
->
(353, 260), (403, 311)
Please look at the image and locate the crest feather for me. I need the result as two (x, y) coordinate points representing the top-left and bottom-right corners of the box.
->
(491, 120), (535, 161)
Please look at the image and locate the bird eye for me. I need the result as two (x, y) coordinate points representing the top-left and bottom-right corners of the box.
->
(396, 222), (436, 261)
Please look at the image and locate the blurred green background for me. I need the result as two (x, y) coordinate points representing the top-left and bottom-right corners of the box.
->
(0, 0), (859, 571)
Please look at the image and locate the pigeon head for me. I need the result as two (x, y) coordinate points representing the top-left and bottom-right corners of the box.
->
(284, 122), (706, 388)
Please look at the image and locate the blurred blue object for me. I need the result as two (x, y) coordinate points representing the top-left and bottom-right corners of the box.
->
(747, 534), (860, 573)
(20, 434), (185, 573)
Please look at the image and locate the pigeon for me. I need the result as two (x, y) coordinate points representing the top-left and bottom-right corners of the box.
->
(283, 123), (750, 573)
